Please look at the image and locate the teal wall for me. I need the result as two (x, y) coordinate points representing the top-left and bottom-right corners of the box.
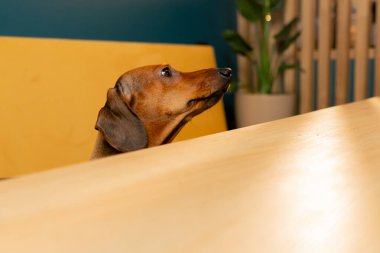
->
(0, 0), (238, 127)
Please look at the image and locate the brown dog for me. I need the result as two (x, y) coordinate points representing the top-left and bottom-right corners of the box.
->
(91, 64), (231, 159)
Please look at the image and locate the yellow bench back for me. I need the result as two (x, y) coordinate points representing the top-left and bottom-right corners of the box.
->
(0, 37), (227, 177)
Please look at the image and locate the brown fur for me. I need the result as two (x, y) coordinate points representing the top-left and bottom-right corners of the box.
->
(91, 64), (231, 159)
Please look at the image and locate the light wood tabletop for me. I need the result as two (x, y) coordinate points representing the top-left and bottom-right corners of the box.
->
(1, 97), (380, 252)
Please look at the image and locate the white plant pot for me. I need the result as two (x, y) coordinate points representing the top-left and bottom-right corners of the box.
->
(235, 91), (296, 128)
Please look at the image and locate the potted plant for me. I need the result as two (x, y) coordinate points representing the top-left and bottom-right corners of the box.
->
(223, 0), (301, 127)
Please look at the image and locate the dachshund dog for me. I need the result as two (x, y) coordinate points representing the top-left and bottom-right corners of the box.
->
(91, 64), (231, 159)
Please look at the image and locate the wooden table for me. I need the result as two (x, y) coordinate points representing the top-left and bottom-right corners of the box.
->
(1, 98), (380, 252)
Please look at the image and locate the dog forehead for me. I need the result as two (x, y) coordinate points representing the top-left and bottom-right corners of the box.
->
(119, 65), (166, 85)
(126, 65), (171, 76)
(119, 65), (218, 94)
(125, 65), (157, 79)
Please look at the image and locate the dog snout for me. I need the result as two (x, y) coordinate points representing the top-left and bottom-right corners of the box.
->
(218, 68), (232, 79)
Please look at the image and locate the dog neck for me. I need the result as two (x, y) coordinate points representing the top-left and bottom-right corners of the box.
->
(144, 116), (188, 146)
(90, 133), (122, 159)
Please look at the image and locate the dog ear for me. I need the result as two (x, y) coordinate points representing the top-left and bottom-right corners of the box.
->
(95, 87), (148, 152)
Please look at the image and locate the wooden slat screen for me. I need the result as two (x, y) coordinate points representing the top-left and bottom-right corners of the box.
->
(300, 0), (317, 113)
(237, 0), (379, 114)
(336, 0), (351, 105)
(317, 0), (334, 109)
(376, 0), (380, 96)
(284, 0), (299, 94)
(354, 0), (372, 101)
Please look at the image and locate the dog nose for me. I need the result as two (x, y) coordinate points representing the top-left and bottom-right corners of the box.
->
(218, 68), (232, 79)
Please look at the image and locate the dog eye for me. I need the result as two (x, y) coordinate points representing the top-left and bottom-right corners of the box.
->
(161, 67), (172, 77)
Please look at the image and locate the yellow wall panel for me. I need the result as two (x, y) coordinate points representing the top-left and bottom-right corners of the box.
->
(0, 37), (227, 177)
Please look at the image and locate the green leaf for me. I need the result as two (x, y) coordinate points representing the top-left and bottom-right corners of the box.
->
(274, 17), (299, 41)
(270, 0), (284, 9)
(227, 80), (239, 93)
(275, 17), (301, 53)
(249, 0), (265, 6)
(277, 31), (301, 53)
(222, 30), (253, 55)
(237, 0), (263, 22)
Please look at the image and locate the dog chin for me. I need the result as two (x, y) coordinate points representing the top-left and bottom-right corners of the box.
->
(161, 84), (229, 145)
(189, 89), (228, 117)
(203, 82), (230, 105)
(191, 82), (229, 106)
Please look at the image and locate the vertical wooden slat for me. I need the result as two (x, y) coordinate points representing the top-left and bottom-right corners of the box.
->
(284, 0), (299, 94)
(318, 0), (333, 109)
(375, 0), (380, 96)
(354, 0), (371, 101)
(237, 13), (252, 91)
(300, 0), (316, 113)
(336, 0), (351, 105)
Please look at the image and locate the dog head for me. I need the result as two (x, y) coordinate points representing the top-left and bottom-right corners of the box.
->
(95, 64), (231, 153)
